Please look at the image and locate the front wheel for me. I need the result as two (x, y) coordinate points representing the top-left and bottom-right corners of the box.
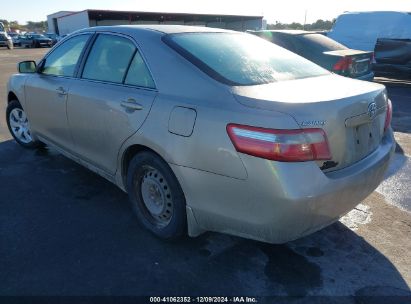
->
(6, 100), (43, 149)
(127, 151), (187, 239)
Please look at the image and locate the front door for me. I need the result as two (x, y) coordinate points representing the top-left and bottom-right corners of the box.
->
(25, 33), (92, 150)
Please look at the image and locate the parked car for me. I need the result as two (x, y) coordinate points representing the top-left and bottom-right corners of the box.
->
(373, 38), (411, 79)
(8, 32), (21, 46)
(328, 11), (411, 51)
(0, 33), (13, 49)
(20, 34), (53, 48)
(44, 33), (59, 45)
(6, 25), (394, 243)
(250, 30), (374, 81)
(0, 22), (13, 49)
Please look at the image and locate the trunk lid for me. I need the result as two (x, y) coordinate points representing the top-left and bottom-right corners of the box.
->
(232, 75), (388, 172)
(325, 49), (373, 78)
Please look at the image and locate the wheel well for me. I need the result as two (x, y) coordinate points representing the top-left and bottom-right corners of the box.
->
(121, 144), (163, 184)
(8, 92), (18, 104)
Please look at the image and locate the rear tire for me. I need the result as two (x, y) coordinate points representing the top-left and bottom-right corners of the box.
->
(126, 151), (187, 239)
(6, 100), (43, 149)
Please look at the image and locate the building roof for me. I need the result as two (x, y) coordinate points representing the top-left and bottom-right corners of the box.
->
(47, 11), (76, 18)
(56, 9), (263, 22)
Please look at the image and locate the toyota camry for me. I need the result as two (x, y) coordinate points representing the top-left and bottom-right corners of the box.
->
(6, 25), (395, 243)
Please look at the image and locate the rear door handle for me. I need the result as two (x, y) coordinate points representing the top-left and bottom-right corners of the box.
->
(120, 98), (143, 111)
(56, 87), (67, 96)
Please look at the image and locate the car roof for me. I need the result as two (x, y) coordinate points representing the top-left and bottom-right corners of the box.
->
(77, 25), (233, 37)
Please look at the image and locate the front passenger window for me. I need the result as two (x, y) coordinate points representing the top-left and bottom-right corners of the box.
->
(42, 34), (90, 77)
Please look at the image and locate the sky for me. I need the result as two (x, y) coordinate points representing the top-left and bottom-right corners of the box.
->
(2, 0), (411, 24)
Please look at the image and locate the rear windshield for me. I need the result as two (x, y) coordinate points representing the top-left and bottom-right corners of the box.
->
(163, 32), (329, 86)
(298, 33), (348, 51)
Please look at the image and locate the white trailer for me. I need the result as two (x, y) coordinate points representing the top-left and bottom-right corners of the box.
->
(328, 11), (411, 51)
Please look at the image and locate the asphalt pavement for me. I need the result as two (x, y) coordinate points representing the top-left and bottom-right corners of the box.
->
(0, 48), (410, 300)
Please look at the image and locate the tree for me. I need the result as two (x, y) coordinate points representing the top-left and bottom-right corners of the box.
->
(26, 21), (47, 32)
(0, 19), (47, 32)
(267, 19), (334, 31)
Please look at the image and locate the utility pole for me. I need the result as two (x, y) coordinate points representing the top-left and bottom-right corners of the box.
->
(303, 9), (307, 30)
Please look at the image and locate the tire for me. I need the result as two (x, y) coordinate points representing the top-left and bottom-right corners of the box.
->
(127, 151), (187, 239)
(6, 100), (43, 149)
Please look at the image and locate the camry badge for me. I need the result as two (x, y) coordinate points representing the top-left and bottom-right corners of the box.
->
(367, 102), (377, 119)
(300, 120), (326, 127)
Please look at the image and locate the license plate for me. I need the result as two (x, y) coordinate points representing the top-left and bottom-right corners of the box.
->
(353, 61), (369, 74)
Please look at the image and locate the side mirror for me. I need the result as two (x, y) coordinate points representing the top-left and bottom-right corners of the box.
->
(18, 61), (37, 73)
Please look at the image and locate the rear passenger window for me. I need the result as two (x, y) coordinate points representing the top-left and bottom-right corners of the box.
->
(82, 34), (136, 84)
(124, 51), (156, 89)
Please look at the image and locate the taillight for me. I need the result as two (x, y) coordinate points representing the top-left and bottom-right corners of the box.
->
(371, 52), (376, 64)
(384, 99), (392, 132)
(332, 57), (352, 74)
(226, 124), (331, 162)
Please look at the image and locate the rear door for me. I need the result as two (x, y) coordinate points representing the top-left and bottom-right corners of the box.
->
(67, 33), (157, 175)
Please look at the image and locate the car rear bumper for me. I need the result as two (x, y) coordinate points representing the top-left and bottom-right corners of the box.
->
(38, 41), (52, 46)
(172, 129), (395, 243)
(373, 63), (411, 78)
(356, 71), (375, 81)
(0, 41), (11, 47)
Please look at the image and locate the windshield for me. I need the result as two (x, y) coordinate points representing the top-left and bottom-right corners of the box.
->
(0, 23), (4, 32)
(298, 33), (348, 51)
(164, 32), (329, 86)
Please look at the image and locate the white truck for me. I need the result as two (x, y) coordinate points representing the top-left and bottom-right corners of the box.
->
(328, 11), (411, 51)
(0, 22), (13, 49)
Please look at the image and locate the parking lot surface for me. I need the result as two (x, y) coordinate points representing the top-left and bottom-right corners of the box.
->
(0, 48), (410, 299)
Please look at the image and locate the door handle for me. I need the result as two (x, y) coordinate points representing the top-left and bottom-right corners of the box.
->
(120, 98), (143, 111)
(56, 87), (67, 96)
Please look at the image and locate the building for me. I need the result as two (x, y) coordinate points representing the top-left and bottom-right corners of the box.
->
(47, 9), (264, 35)
(47, 11), (76, 34)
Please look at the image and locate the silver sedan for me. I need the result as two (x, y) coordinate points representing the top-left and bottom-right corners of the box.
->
(6, 25), (395, 243)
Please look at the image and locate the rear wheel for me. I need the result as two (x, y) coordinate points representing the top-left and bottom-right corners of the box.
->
(127, 151), (187, 239)
(6, 100), (43, 149)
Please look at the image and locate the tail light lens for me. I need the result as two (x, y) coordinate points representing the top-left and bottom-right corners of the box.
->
(332, 56), (352, 74)
(384, 99), (392, 132)
(371, 52), (376, 64)
(226, 124), (331, 162)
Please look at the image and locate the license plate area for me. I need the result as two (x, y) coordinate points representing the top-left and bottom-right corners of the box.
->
(353, 119), (380, 159)
(353, 61), (370, 75)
